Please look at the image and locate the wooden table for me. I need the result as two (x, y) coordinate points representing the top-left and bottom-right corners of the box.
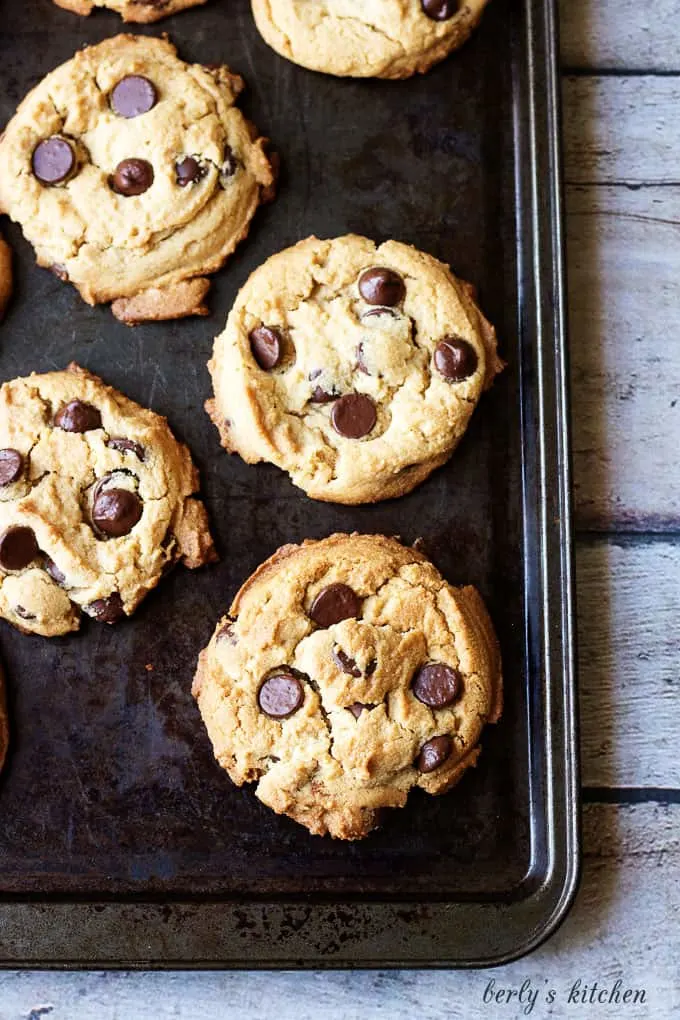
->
(2, 2), (678, 1016)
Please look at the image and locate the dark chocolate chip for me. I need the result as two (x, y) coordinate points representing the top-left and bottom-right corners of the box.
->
(175, 156), (206, 186)
(433, 337), (479, 382)
(365, 658), (377, 676)
(332, 647), (362, 677)
(356, 343), (370, 375)
(92, 486), (143, 538)
(249, 325), (282, 370)
(361, 307), (400, 323)
(346, 702), (376, 719)
(14, 605), (36, 621)
(310, 386), (337, 404)
(0, 526), (38, 571)
(331, 393), (377, 439)
(258, 671), (304, 719)
(111, 158), (154, 197)
(217, 619), (237, 644)
(0, 449), (23, 486)
(87, 592), (124, 624)
(412, 663), (462, 708)
(50, 264), (69, 282)
(420, 0), (459, 19)
(110, 75), (157, 118)
(54, 400), (102, 433)
(45, 557), (65, 585)
(416, 734), (453, 772)
(358, 267), (405, 307)
(309, 583), (361, 628)
(221, 144), (239, 181)
(32, 137), (75, 186)
(106, 437), (145, 461)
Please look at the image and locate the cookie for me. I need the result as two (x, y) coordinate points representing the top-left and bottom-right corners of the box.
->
(0, 363), (216, 638)
(0, 234), (12, 322)
(193, 533), (502, 840)
(207, 235), (502, 504)
(52, 0), (207, 24)
(0, 35), (275, 324)
(251, 0), (490, 79)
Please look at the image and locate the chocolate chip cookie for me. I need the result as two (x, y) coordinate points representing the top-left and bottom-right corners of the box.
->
(251, 0), (490, 79)
(207, 235), (502, 504)
(0, 234), (12, 322)
(193, 533), (502, 840)
(53, 0), (207, 23)
(0, 363), (216, 638)
(0, 35), (275, 324)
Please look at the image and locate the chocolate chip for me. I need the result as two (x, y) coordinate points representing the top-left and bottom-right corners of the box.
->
(0, 449), (23, 486)
(361, 307), (400, 323)
(217, 619), (237, 644)
(45, 557), (65, 585)
(0, 526), (38, 571)
(433, 337), (478, 382)
(14, 605), (36, 621)
(416, 735), (453, 772)
(356, 343), (370, 375)
(175, 156), (206, 187)
(110, 75), (157, 118)
(310, 386), (337, 403)
(106, 438), (145, 461)
(331, 393), (377, 439)
(420, 0), (459, 19)
(50, 264), (69, 282)
(412, 663), (462, 708)
(32, 137), (75, 185)
(54, 400), (102, 433)
(92, 486), (142, 538)
(87, 592), (124, 624)
(309, 583), (361, 628)
(365, 658), (377, 676)
(258, 671), (304, 719)
(358, 267), (405, 307)
(249, 325), (282, 370)
(346, 702), (375, 719)
(332, 647), (362, 677)
(111, 158), (154, 197)
(221, 145), (239, 182)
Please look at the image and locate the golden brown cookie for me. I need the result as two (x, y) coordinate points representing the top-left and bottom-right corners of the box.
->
(251, 0), (490, 79)
(0, 235), (12, 322)
(0, 363), (216, 638)
(207, 235), (502, 504)
(53, 0), (207, 23)
(193, 533), (502, 840)
(0, 35), (275, 323)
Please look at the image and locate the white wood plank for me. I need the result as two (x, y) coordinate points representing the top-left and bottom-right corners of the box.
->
(0, 804), (677, 1017)
(560, 0), (680, 72)
(563, 77), (680, 185)
(567, 185), (680, 529)
(577, 541), (680, 788)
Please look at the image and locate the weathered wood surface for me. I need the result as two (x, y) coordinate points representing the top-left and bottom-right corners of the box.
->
(0, 804), (676, 1018)
(567, 185), (680, 529)
(560, 0), (680, 71)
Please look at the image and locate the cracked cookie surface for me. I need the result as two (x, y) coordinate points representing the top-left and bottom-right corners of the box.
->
(207, 234), (502, 504)
(0, 363), (216, 638)
(193, 533), (502, 840)
(251, 0), (491, 79)
(52, 0), (208, 24)
(0, 35), (275, 324)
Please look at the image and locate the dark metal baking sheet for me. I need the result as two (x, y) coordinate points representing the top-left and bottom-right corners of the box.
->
(0, 0), (579, 966)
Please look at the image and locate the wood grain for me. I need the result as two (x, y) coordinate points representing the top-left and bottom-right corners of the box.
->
(1, 804), (677, 1017)
(578, 540), (680, 787)
(560, 0), (680, 71)
(563, 76), (680, 185)
(567, 186), (680, 529)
